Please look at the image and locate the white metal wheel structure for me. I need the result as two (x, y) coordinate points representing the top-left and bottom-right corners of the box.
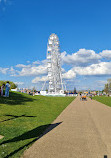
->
(47, 33), (64, 95)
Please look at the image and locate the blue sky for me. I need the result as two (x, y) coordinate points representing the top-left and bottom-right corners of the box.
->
(0, 0), (111, 90)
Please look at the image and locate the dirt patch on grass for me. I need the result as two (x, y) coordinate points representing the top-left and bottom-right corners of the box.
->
(0, 135), (4, 139)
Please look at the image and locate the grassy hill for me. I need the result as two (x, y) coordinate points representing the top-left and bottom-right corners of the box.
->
(0, 92), (74, 158)
(93, 96), (111, 107)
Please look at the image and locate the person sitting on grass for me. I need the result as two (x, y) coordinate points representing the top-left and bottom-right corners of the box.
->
(5, 81), (10, 97)
(1, 84), (5, 96)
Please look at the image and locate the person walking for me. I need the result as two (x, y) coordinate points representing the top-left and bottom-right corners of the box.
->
(1, 84), (5, 96)
(90, 93), (92, 100)
(5, 81), (10, 97)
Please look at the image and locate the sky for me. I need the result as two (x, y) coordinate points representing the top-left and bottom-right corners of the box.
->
(0, 0), (111, 91)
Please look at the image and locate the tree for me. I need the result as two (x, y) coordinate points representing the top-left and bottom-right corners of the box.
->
(0, 81), (17, 89)
(74, 87), (77, 94)
(45, 88), (48, 92)
(104, 83), (108, 94)
(32, 87), (36, 92)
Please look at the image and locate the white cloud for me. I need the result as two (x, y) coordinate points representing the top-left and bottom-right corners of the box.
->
(61, 49), (101, 66)
(95, 80), (107, 88)
(8, 59), (48, 77)
(0, 67), (9, 74)
(61, 68), (65, 72)
(17, 65), (47, 76)
(63, 69), (76, 79)
(33, 61), (40, 65)
(41, 59), (48, 64)
(73, 62), (111, 75)
(14, 82), (24, 85)
(61, 61), (111, 80)
(14, 59), (48, 77)
(61, 51), (67, 59)
(96, 80), (107, 84)
(100, 50), (111, 59)
(32, 76), (48, 83)
(27, 61), (30, 63)
(9, 66), (17, 76)
(16, 64), (31, 68)
(2, 48), (111, 91)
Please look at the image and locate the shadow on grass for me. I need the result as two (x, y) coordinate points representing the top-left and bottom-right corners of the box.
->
(1, 122), (62, 158)
(0, 114), (36, 123)
(4, 138), (37, 158)
(0, 92), (35, 105)
(0, 122), (62, 145)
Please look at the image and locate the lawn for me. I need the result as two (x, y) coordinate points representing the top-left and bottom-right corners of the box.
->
(93, 96), (111, 107)
(0, 92), (74, 158)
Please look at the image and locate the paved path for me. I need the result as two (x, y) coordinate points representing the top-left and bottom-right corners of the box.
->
(23, 97), (111, 158)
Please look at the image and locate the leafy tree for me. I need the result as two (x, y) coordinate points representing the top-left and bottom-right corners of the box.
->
(74, 87), (77, 94)
(0, 81), (17, 89)
(32, 87), (36, 92)
(45, 88), (48, 92)
(108, 82), (111, 93)
(104, 83), (108, 94)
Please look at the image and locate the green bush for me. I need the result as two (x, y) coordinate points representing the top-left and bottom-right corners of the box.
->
(0, 81), (17, 89)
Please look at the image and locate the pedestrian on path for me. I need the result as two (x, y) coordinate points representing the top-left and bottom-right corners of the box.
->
(5, 81), (10, 97)
(90, 94), (92, 100)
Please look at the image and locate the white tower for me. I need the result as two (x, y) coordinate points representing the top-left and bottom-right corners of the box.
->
(47, 33), (64, 94)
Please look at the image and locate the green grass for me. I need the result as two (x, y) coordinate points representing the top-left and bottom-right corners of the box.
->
(0, 92), (74, 158)
(93, 96), (111, 107)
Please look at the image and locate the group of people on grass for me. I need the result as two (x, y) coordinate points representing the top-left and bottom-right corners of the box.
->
(0, 81), (10, 97)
